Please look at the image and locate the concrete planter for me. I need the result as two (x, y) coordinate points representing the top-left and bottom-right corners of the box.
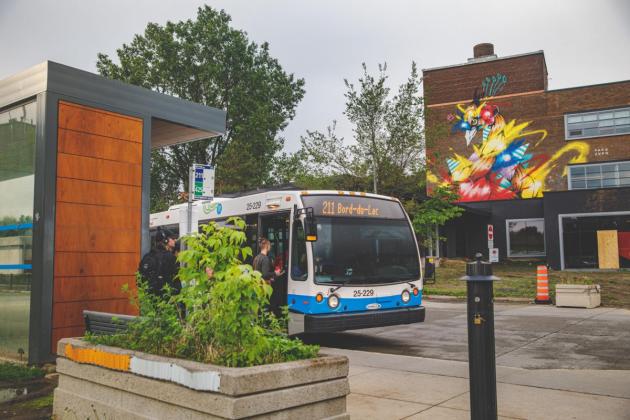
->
(555, 284), (601, 309)
(53, 338), (349, 419)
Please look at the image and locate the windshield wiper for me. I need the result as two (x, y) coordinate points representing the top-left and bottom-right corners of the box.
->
(329, 279), (353, 293)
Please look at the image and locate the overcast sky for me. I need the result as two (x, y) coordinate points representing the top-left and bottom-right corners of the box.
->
(1, 0), (629, 152)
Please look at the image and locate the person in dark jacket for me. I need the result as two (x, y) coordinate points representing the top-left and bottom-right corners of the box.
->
(138, 228), (180, 298)
(253, 238), (283, 283)
(253, 237), (285, 315)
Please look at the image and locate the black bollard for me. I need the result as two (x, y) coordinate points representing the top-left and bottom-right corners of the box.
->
(461, 252), (499, 420)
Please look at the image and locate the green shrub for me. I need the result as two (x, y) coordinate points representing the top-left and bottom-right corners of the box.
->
(0, 362), (45, 382)
(87, 217), (318, 367)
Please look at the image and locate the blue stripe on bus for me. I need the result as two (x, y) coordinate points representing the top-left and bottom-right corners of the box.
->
(0, 223), (33, 232)
(0, 264), (32, 270)
(287, 292), (422, 315)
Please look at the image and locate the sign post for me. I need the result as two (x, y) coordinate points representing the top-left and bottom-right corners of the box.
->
(187, 164), (215, 234)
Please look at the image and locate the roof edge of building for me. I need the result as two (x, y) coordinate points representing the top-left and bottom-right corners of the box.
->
(546, 78), (630, 94)
(422, 50), (545, 73)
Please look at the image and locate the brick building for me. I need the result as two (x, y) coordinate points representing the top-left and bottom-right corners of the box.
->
(423, 43), (630, 269)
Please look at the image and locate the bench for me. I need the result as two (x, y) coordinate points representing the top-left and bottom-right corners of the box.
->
(83, 310), (137, 335)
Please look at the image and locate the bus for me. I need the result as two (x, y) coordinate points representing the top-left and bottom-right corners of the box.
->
(150, 189), (425, 335)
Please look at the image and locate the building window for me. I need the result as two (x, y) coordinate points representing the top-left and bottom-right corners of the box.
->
(506, 219), (545, 257)
(0, 100), (37, 359)
(565, 107), (630, 140)
(568, 161), (630, 190)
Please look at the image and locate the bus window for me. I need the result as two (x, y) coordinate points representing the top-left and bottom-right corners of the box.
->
(291, 220), (308, 281)
(244, 214), (258, 263)
(260, 214), (289, 271)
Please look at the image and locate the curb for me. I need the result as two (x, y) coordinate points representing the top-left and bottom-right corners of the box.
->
(424, 294), (532, 304)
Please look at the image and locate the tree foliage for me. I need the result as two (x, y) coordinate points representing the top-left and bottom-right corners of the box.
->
(407, 185), (464, 248)
(287, 62), (424, 197)
(96, 6), (305, 210)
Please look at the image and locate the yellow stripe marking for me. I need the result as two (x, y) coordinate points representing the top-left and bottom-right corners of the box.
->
(64, 343), (130, 371)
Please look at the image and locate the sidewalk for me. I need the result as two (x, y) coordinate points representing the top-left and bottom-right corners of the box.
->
(323, 347), (630, 420)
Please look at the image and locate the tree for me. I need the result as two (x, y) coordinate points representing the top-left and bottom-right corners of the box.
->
(96, 6), (305, 210)
(288, 62), (424, 196)
(407, 185), (464, 252)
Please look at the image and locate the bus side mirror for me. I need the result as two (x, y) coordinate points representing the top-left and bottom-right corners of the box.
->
(295, 205), (318, 241)
(305, 213), (317, 242)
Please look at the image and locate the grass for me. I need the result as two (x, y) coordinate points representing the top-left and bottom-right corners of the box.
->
(0, 362), (45, 383)
(15, 394), (53, 410)
(0, 291), (31, 359)
(425, 259), (630, 308)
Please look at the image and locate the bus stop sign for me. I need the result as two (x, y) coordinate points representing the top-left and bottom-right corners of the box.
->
(192, 164), (215, 201)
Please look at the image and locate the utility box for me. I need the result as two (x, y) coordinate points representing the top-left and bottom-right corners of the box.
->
(555, 284), (601, 309)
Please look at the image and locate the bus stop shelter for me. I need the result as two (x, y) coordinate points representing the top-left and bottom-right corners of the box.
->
(0, 61), (226, 363)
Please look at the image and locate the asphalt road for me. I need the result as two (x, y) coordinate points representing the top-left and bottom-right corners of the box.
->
(303, 300), (630, 370)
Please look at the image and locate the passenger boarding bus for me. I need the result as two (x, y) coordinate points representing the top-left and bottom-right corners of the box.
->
(150, 190), (425, 335)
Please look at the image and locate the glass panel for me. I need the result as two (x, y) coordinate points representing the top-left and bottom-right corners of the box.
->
(602, 177), (618, 187)
(570, 166), (585, 177)
(508, 219), (545, 256)
(312, 218), (419, 285)
(615, 117), (630, 126)
(601, 164), (617, 178)
(290, 221), (308, 281)
(586, 178), (602, 189)
(598, 119), (614, 127)
(614, 110), (630, 118)
(616, 125), (630, 134)
(619, 169), (630, 186)
(582, 114), (597, 122)
(568, 129), (583, 137)
(582, 127), (599, 136)
(598, 112), (614, 120)
(570, 179), (586, 189)
(0, 101), (36, 360)
(585, 165), (601, 175)
(567, 115), (582, 124)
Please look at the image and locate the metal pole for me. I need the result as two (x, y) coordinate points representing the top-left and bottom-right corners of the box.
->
(187, 166), (193, 236)
(462, 252), (499, 420)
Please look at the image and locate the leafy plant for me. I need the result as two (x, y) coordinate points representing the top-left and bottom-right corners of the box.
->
(88, 217), (318, 367)
(407, 185), (464, 249)
(0, 362), (45, 382)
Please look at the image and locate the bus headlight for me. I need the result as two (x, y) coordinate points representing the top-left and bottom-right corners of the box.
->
(328, 294), (340, 309)
(401, 290), (411, 303)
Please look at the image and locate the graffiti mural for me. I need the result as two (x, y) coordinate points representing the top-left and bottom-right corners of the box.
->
(429, 73), (589, 202)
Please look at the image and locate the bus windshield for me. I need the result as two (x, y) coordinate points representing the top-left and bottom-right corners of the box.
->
(311, 217), (420, 285)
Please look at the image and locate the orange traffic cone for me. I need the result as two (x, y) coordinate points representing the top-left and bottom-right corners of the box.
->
(535, 265), (552, 304)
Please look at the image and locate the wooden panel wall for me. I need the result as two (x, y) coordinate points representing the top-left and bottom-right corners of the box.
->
(52, 101), (142, 350)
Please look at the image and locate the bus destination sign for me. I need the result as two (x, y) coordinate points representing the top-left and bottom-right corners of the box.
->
(322, 200), (380, 217)
(301, 195), (405, 219)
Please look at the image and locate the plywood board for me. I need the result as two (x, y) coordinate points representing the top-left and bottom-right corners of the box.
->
(597, 230), (619, 269)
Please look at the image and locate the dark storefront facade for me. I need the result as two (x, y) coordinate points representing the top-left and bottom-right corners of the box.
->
(424, 43), (630, 270)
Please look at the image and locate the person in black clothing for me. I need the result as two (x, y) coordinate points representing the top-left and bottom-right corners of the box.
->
(253, 238), (282, 283)
(138, 228), (180, 298)
(253, 237), (285, 315)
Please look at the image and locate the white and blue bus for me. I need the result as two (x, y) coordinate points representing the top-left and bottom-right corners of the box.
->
(150, 189), (425, 335)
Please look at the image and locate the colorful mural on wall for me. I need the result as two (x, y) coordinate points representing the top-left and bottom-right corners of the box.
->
(428, 73), (590, 202)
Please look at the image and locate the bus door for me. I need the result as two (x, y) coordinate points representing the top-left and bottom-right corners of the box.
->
(259, 212), (290, 311)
